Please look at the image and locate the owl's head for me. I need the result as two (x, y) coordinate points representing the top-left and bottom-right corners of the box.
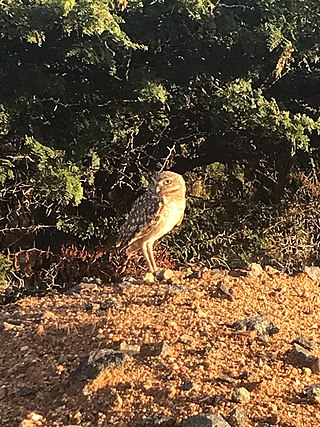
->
(152, 171), (186, 197)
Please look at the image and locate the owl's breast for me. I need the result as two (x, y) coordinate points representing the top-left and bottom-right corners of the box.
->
(146, 198), (185, 242)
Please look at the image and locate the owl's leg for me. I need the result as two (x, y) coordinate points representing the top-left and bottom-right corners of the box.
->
(141, 242), (155, 273)
(146, 241), (157, 273)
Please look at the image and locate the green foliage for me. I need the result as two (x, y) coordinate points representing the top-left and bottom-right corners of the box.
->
(217, 79), (320, 152)
(139, 81), (168, 104)
(26, 137), (84, 206)
(0, 0), (320, 299)
(180, 0), (215, 19)
(0, 159), (14, 185)
(0, 104), (10, 135)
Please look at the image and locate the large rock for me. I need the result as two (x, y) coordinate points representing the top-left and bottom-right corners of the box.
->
(231, 316), (279, 339)
(181, 413), (231, 427)
(71, 349), (129, 381)
(286, 343), (320, 373)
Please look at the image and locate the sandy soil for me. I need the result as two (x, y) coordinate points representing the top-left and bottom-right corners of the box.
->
(1, 265), (320, 427)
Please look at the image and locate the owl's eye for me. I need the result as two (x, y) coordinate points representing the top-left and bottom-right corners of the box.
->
(163, 179), (172, 185)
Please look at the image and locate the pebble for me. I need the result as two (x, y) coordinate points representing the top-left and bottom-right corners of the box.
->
(140, 341), (171, 357)
(71, 349), (129, 381)
(119, 341), (141, 355)
(19, 387), (37, 397)
(302, 384), (320, 404)
(231, 316), (279, 339)
(214, 281), (233, 301)
(228, 408), (248, 426)
(248, 263), (264, 277)
(156, 268), (175, 281)
(187, 267), (209, 280)
(261, 414), (278, 425)
(2, 321), (23, 331)
(179, 334), (195, 346)
(141, 413), (176, 426)
(232, 387), (250, 403)
(291, 335), (313, 350)
(85, 302), (101, 312)
(181, 381), (194, 391)
(181, 412), (231, 427)
(286, 343), (320, 373)
(143, 272), (155, 283)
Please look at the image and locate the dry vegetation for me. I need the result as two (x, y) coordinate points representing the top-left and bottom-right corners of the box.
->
(1, 265), (320, 427)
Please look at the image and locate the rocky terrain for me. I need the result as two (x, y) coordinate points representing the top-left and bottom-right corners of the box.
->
(1, 264), (320, 427)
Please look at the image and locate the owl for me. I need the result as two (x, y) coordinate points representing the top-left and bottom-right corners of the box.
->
(116, 171), (186, 273)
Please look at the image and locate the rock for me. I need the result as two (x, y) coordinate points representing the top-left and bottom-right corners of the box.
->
(118, 276), (143, 289)
(209, 395), (228, 406)
(82, 276), (101, 284)
(187, 267), (209, 280)
(19, 387), (37, 397)
(186, 269), (200, 279)
(232, 387), (250, 403)
(99, 301), (115, 310)
(291, 336), (313, 350)
(2, 321), (23, 331)
(156, 268), (175, 281)
(304, 266), (320, 281)
(231, 316), (279, 339)
(124, 276), (143, 284)
(286, 343), (320, 373)
(142, 413), (176, 426)
(181, 413), (231, 427)
(228, 408), (248, 426)
(264, 265), (280, 275)
(214, 281), (233, 301)
(248, 263), (264, 277)
(302, 384), (320, 404)
(181, 380), (194, 391)
(260, 414), (278, 425)
(144, 272), (155, 283)
(67, 282), (99, 294)
(228, 270), (248, 278)
(84, 302), (101, 312)
(140, 341), (171, 357)
(168, 283), (187, 294)
(119, 341), (141, 355)
(71, 349), (129, 381)
(178, 334), (195, 346)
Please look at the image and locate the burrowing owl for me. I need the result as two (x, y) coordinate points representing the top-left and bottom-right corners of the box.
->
(116, 171), (186, 273)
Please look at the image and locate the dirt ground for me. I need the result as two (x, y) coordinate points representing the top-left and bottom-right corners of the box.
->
(1, 264), (320, 427)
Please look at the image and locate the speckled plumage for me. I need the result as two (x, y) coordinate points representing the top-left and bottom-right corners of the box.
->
(116, 171), (186, 272)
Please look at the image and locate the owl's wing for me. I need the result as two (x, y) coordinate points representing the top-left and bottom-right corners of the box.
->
(116, 191), (163, 249)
